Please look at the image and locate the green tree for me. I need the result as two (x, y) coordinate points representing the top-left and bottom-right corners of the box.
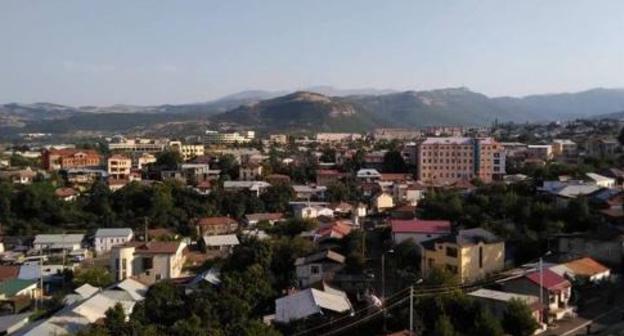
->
(432, 314), (456, 336)
(156, 150), (183, 169)
(104, 303), (129, 336)
(474, 308), (504, 336)
(502, 299), (539, 336)
(382, 150), (407, 173)
(260, 184), (294, 212)
(73, 266), (114, 288)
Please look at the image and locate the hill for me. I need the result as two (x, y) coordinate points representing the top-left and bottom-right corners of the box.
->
(213, 91), (386, 131)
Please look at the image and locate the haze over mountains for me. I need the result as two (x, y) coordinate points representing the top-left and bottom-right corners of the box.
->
(2, 87), (624, 134)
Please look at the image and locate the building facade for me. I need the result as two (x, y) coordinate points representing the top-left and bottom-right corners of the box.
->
(417, 137), (505, 184)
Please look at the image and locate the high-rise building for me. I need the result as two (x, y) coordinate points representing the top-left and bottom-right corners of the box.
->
(417, 137), (505, 184)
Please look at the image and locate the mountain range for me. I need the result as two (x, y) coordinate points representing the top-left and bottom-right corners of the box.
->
(3, 87), (624, 135)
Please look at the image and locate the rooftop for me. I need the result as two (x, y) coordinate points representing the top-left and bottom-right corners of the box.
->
(391, 219), (451, 235)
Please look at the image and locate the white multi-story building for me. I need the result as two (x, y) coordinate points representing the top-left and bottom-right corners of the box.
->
(107, 136), (169, 153)
(94, 228), (134, 254)
(204, 130), (255, 144)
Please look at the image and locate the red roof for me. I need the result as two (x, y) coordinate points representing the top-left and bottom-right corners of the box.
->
(0, 266), (19, 282)
(391, 219), (451, 234)
(525, 269), (571, 291)
(317, 169), (342, 176)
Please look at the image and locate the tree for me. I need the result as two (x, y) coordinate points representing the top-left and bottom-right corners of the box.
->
(618, 126), (624, 146)
(326, 182), (349, 203)
(73, 266), (114, 288)
(104, 303), (129, 336)
(432, 314), (456, 336)
(260, 184), (294, 212)
(382, 150), (407, 173)
(474, 308), (504, 336)
(502, 299), (539, 336)
(156, 150), (183, 169)
(423, 266), (459, 287)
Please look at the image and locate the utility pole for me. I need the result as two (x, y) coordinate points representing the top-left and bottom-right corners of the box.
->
(409, 286), (414, 334)
(539, 257), (544, 323)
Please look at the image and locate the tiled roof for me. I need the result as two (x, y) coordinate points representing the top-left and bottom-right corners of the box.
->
(563, 257), (609, 277)
(0, 266), (19, 282)
(525, 269), (570, 291)
(135, 241), (182, 255)
(391, 219), (451, 234)
(197, 216), (237, 227)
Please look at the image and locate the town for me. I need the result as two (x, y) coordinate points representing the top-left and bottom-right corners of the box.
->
(0, 119), (623, 335)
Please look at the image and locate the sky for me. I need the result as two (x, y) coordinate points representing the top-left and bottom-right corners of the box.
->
(1, 0), (624, 106)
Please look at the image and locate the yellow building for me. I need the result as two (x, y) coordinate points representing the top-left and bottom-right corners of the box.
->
(169, 141), (205, 161)
(373, 192), (394, 213)
(421, 228), (505, 283)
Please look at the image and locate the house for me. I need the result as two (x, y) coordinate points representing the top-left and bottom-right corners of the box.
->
(0, 168), (36, 184)
(223, 180), (271, 196)
(244, 213), (285, 227)
(316, 170), (346, 186)
(295, 250), (346, 287)
(42, 148), (101, 171)
(274, 286), (353, 323)
(195, 217), (239, 236)
(312, 222), (352, 242)
(356, 169), (382, 182)
(0, 279), (38, 300)
(239, 163), (263, 181)
(372, 193), (394, 213)
(33, 234), (85, 252)
(467, 289), (543, 328)
(107, 154), (132, 180)
(293, 184), (327, 201)
(202, 234), (240, 254)
(296, 205), (334, 220)
(403, 183), (427, 206)
(540, 180), (601, 206)
(328, 202), (353, 217)
(111, 241), (187, 283)
(421, 228), (504, 283)
(502, 269), (573, 322)
(94, 228), (134, 254)
(54, 187), (79, 201)
(550, 257), (610, 284)
(552, 139), (577, 158)
(585, 173), (615, 188)
(391, 219), (451, 246)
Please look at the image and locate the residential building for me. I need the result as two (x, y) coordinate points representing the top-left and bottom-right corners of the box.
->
(135, 152), (157, 169)
(42, 148), (101, 171)
(421, 228), (504, 283)
(168, 141), (205, 161)
(549, 257), (610, 284)
(107, 154), (132, 180)
(502, 269), (573, 322)
(0, 168), (36, 184)
(417, 137), (505, 184)
(467, 289), (543, 328)
(391, 219), (451, 245)
(54, 187), (79, 201)
(239, 163), (263, 181)
(552, 139), (577, 158)
(269, 134), (288, 144)
(295, 250), (346, 287)
(316, 169), (346, 186)
(296, 205), (334, 219)
(107, 136), (168, 153)
(204, 130), (255, 144)
(315, 133), (362, 143)
(223, 180), (271, 196)
(244, 213), (285, 227)
(33, 234), (85, 252)
(373, 128), (423, 141)
(585, 172), (615, 188)
(94, 228), (134, 254)
(293, 184), (327, 200)
(180, 163), (219, 185)
(372, 192), (394, 213)
(527, 145), (553, 160)
(195, 217), (239, 236)
(202, 234), (240, 254)
(274, 286), (352, 323)
(356, 169), (382, 182)
(585, 138), (619, 157)
(111, 241), (187, 283)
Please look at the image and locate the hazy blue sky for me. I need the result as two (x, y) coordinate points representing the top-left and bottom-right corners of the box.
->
(1, 0), (623, 105)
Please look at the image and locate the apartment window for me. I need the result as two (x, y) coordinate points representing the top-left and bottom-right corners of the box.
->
(311, 265), (320, 275)
(143, 257), (153, 270)
(446, 246), (458, 258)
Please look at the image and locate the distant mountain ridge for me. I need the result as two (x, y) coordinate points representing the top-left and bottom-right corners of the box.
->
(3, 86), (624, 134)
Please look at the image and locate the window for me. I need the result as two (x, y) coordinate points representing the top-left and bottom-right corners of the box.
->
(310, 265), (320, 275)
(445, 264), (458, 274)
(446, 246), (458, 258)
(479, 246), (483, 268)
(143, 257), (153, 270)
